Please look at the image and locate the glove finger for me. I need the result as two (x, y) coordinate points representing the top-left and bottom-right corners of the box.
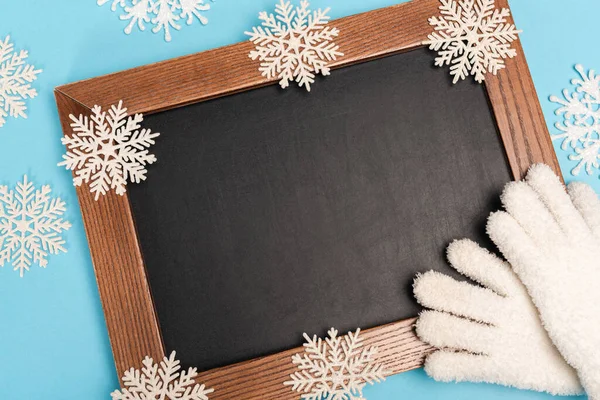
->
(424, 350), (496, 384)
(426, 350), (583, 396)
(525, 164), (593, 245)
(416, 310), (496, 354)
(500, 181), (567, 248)
(487, 211), (551, 285)
(447, 239), (519, 297)
(568, 181), (600, 242)
(413, 271), (502, 325)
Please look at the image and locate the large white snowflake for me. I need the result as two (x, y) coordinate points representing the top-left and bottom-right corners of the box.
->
(245, 0), (343, 92)
(284, 328), (386, 400)
(550, 64), (600, 177)
(98, 0), (216, 42)
(58, 100), (160, 201)
(111, 351), (214, 400)
(424, 0), (521, 84)
(0, 36), (42, 128)
(0, 176), (71, 277)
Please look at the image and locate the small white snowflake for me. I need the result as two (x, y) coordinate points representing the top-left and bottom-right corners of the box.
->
(111, 351), (214, 400)
(58, 100), (160, 201)
(245, 0), (343, 92)
(0, 36), (42, 128)
(0, 176), (71, 277)
(284, 328), (386, 400)
(424, 0), (521, 84)
(550, 64), (600, 177)
(98, 0), (216, 42)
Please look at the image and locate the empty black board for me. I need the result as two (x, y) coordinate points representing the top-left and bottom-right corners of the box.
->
(128, 47), (511, 371)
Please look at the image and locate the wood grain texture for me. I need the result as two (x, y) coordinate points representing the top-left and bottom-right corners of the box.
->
(485, 0), (560, 179)
(56, 0), (438, 115)
(54, 0), (559, 397)
(55, 91), (165, 376)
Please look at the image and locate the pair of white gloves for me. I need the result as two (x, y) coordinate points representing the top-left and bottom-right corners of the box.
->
(413, 164), (600, 398)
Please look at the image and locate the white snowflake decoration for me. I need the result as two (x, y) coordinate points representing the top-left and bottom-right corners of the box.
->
(0, 176), (71, 277)
(0, 36), (42, 128)
(284, 328), (386, 400)
(58, 100), (160, 201)
(550, 64), (600, 177)
(424, 0), (521, 84)
(111, 351), (214, 400)
(98, 0), (216, 42)
(245, 0), (343, 92)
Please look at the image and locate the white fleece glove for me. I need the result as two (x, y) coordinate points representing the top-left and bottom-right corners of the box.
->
(413, 239), (582, 395)
(487, 164), (600, 399)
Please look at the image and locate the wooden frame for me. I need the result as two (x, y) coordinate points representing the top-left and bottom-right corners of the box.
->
(54, 0), (559, 398)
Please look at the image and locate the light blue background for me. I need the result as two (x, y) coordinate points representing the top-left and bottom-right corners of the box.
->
(0, 1), (597, 399)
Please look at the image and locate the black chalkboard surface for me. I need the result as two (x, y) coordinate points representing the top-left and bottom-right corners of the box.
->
(128, 47), (511, 371)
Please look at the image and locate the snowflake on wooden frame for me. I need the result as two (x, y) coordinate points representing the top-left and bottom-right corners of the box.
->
(424, 0), (521, 84)
(111, 351), (214, 400)
(245, 0), (343, 92)
(284, 328), (386, 400)
(98, 0), (216, 42)
(0, 176), (71, 277)
(550, 64), (600, 177)
(58, 100), (160, 201)
(0, 36), (42, 128)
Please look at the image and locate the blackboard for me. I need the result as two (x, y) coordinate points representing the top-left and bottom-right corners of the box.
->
(128, 47), (511, 372)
